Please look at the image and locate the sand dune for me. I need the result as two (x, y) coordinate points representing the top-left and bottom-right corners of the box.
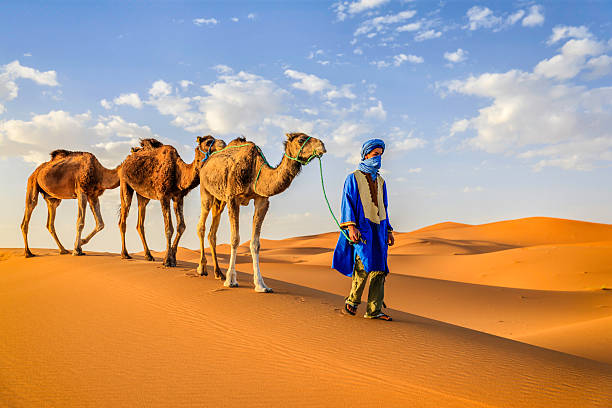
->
(2, 217), (612, 406)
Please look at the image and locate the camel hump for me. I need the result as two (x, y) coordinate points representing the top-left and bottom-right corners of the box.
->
(140, 138), (164, 148)
(231, 136), (247, 144)
(49, 149), (74, 160)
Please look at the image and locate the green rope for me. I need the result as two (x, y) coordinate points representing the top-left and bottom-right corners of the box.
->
(317, 157), (355, 244)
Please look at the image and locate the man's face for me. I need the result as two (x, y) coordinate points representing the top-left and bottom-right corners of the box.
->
(365, 147), (383, 159)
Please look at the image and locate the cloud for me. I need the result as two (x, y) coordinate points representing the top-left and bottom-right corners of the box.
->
(372, 53), (423, 68)
(0, 60), (59, 113)
(100, 99), (112, 110)
(113, 92), (143, 109)
(284, 69), (355, 99)
(0, 110), (156, 165)
(463, 186), (484, 193)
(522, 5), (544, 27)
(396, 22), (421, 32)
(354, 10), (417, 37)
(506, 10), (525, 25)
(414, 29), (441, 42)
(466, 6), (501, 31)
(284, 69), (331, 94)
(231, 17), (239, 22)
(443, 29), (612, 171)
(444, 48), (468, 64)
(353, 48), (363, 55)
(213, 64), (233, 74)
(180, 80), (194, 89)
(364, 100), (386, 120)
(193, 18), (218, 26)
(408, 167), (422, 173)
(333, 0), (390, 21)
(547, 25), (592, 45)
(535, 38), (604, 80)
(247, 13), (256, 20)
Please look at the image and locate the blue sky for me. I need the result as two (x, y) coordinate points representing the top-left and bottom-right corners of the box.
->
(1, 0), (612, 252)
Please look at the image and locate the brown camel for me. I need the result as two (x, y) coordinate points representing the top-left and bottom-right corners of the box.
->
(21, 150), (120, 257)
(196, 132), (326, 292)
(118, 135), (226, 267)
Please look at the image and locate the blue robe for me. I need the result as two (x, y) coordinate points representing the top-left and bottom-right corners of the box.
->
(332, 170), (393, 276)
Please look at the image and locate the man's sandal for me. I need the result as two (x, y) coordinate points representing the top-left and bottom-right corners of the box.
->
(343, 303), (357, 316)
(369, 312), (392, 321)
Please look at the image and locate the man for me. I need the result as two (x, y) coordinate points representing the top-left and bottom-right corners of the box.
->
(332, 139), (394, 321)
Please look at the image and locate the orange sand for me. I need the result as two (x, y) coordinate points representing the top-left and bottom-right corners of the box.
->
(1, 216), (611, 407)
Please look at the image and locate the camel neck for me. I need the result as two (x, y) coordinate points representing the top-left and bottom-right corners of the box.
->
(101, 165), (120, 190)
(255, 150), (302, 197)
(176, 157), (200, 191)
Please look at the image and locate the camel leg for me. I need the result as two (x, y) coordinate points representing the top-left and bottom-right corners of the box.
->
(160, 198), (175, 267)
(170, 197), (185, 266)
(209, 199), (226, 280)
(196, 192), (213, 276)
(224, 198), (240, 288)
(21, 181), (39, 258)
(72, 192), (87, 256)
(136, 193), (154, 261)
(44, 196), (69, 255)
(251, 197), (272, 293)
(119, 182), (134, 259)
(80, 196), (104, 247)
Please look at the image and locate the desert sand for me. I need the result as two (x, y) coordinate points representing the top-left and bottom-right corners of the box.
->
(1, 216), (611, 407)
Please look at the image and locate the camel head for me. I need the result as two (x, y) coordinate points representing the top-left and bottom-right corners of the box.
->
(196, 135), (226, 166)
(284, 132), (326, 165)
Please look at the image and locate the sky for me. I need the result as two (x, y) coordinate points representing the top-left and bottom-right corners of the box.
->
(1, 0), (612, 253)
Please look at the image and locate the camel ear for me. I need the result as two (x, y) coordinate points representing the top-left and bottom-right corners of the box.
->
(196, 136), (203, 144)
(285, 133), (292, 139)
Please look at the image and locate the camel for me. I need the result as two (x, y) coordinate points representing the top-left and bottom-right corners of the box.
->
(21, 150), (120, 257)
(196, 132), (326, 292)
(118, 135), (226, 267)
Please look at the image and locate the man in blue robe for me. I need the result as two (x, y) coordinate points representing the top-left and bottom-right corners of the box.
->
(332, 139), (394, 321)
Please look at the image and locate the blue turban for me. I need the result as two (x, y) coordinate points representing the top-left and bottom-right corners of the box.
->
(360, 139), (385, 160)
(358, 139), (385, 180)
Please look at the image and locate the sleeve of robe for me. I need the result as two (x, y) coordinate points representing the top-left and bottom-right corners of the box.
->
(339, 174), (359, 230)
(383, 180), (392, 231)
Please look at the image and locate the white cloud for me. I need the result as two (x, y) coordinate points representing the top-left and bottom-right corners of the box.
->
(396, 22), (421, 32)
(585, 54), (612, 79)
(348, 0), (390, 15)
(231, 17), (239, 22)
(444, 30), (612, 171)
(284, 69), (331, 94)
(408, 167), (422, 173)
(333, 0), (390, 21)
(535, 38), (604, 80)
(372, 53), (423, 68)
(506, 10), (525, 26)
(414, 29), (441, 42)
(547, 25), (592, 45)
(193, 18), (219, 26)
(466, 6), (501, 31)
(353, 48), (363, 55)
(213, 64), (233, 74)
(23, 52), (32, 57)
(463, 186), (484, 193)
(283, 69), (355, 100)
(113, 92), (143, 109)
(522, 5), (544, 27)
(0, 61), (59, 113)
(247, 13), (256, 20)
(180, 80), (194, 89)
(0, 110), (156, 165)
(100, 99), (112, 110)
(354, 10), (417, 37)
(364, 100), (386, 120)
(444, 48), (468, 64)
(149, 79), (173, 98)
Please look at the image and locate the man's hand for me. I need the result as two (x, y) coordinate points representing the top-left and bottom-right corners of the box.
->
(387, 231), (394, 246)
(347, 225), (361, 243)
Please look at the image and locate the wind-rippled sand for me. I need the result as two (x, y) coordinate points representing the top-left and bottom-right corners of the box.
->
(1, 217), (611, 407)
